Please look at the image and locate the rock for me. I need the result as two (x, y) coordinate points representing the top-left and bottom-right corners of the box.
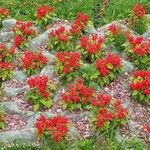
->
(42, 51), (56, 64)
(40, 65), (54, 77)
(3, 85), (29, 97)
(115, 128), (124, 143)
(0, 128), (36, 143)
(0, 31), (14, 42)
(143, 29), (150, 39)
(122, 60), (134, 72)
(13, 71), (27, 82)
(2, 19), (16, 30)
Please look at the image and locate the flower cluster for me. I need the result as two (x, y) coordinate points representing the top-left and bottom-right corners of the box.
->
(35, 115), (69, 142)
(13, 21), (36, 48)
(80, 34), (105, 62)
(133, 4), (147, 18)
(91, 93), (128, 131)
(26, 75), (56, 111)
(0, 61), (14, 81)
(70, 13), (88, 37)
(125, 35), (150, 69)
(130, 70), (150, 103)
(49, 26), (71, 51)
(55, 52), (81, 81)
(21, 51), (48, 75)
(95, 53), (122, 85)
(107, 24), (119, 36)
(61, 79), (94, 111)
(0, 43), (15, 62)
(0, 8), (9, 19)
(36, 5), (54, 26)
(144, 124), (150, 134)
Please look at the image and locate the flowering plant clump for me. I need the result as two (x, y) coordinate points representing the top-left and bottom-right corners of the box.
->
(26, 76), (56, 111)
(36, 5), (55, 26)
(70, 13), (89, 38)
(91, 93), (128, 132)
(105, 23), (127, 51)
(13, 21), (36, 49)
(130, 70), (150, 104)
(0, 43), (15, 62)
(124, 35), (150, 70)
(128, 4), (147, 34)
(21, 51), (48, 75)
(80, 34), (105, 62)
(48, 26), (72, 51)
(61, 79), (94, 111)
(0, 61), (14, 81)
(35, 115), (69, 142)
(55, 51), (82, 82)
(0, 8), (9, 20)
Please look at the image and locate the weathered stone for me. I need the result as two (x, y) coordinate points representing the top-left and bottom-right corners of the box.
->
(13, 71), (27, 82)
(40, 65), (54, 77)
(42, 51), (56, 64)
(122, 60), (134, 72)
(2, 19), (16, 30)
(0, 31), (14, 42)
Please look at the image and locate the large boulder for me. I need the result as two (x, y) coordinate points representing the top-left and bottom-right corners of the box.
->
(2, 19), (16, 30)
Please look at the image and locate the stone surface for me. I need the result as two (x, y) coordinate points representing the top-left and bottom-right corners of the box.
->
(13, 71), (27, 82)
(40, 65), (54, 77)
(0, 31), (14, 42)
(42, 51), (56, 64)
(2, 19), (16, 30)
(122, 60), (134, 72)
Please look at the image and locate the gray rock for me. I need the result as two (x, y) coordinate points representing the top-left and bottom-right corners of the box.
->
(143, 29), (150, 39)
(115, 128), (124, 143)
(40, 65), (54, 77)
(13, 71), (27, 82)
(42, 51), (56, 64)
(0, 31), (14, 42)
(2, 19), (16, 30)
(122, 60), (134, 72)
(0, 128), (36, 143)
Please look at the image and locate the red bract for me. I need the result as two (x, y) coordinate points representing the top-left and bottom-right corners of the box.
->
(144, 124), (150, 134)
(107, 24), (119, 35)
(14, 35), (25, 47)
(96, 53), (122, 76)
(36, 5), (54, 19)
(21, 51), (47, 69)
(35, 115), (69, 142)
(133, 4), (147, 18)
(56, 52), (80, 74)
(0, 8), (9, 18)
(61, 79), (94, 104)
(80, 34), (104, 54)
(27, 75), (49, 98)
(0, 61), (14, 70)
(70, 13), (88, 36)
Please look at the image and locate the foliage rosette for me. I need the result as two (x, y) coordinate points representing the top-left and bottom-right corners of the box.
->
(130, 70), (150, 104)
(0, 43), (15, 62)
(21, 51), (48, 75)
(35, 115), (69, 148)
(48, 26), (73, 52)
(79, 34), (106, 62)
(0, 61), (14, 82)
(55, 51), (82, 82)
(13, 21), (37, 49)
(105, 23), (127, 51)
(124, 35), (150, 70)
(26, 75), (57, 111)
(61, 79), (94, 111)
(91, 93), (128, 133)
(81, 53), (123, 88)
(36, 5), (55, 26)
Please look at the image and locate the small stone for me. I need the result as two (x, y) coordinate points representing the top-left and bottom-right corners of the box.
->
(40, 65), (54, 77)
(2, 19), (16, 30)
(13, 70), (27, 82)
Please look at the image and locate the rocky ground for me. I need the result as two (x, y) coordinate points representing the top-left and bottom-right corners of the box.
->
(0, 18), (150, 147)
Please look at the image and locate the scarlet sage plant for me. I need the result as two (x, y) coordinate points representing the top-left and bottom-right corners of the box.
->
(61, 79), (94, 111)
(0, 61), (14, 81)
(130, 70), (150, 104)
(80, 34), (105, 62)
(70, 13), (89, 38)
(91, 93), (128, 132)
(0, 8), (9, 20)
(124, 34), (150, 69)
(13, 21), (36, 49)
(0, 43), (15, 62)
(26, 76), (57, 111)
(35, 115), (69, 143)
(36, 5), (55, 26)
(21, 51), (48, 75)
(48, 26), (72, 51)
(55, 51), (82, 82)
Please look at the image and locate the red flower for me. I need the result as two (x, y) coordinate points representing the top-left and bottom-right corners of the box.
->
(0, 8), (9, 17)
(0, 61), (13, 70)
(107, 24), (119, 35)
(133, 4), (146, 18)
(144, 124), (150, 134)
(14, 35), (25, 47)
